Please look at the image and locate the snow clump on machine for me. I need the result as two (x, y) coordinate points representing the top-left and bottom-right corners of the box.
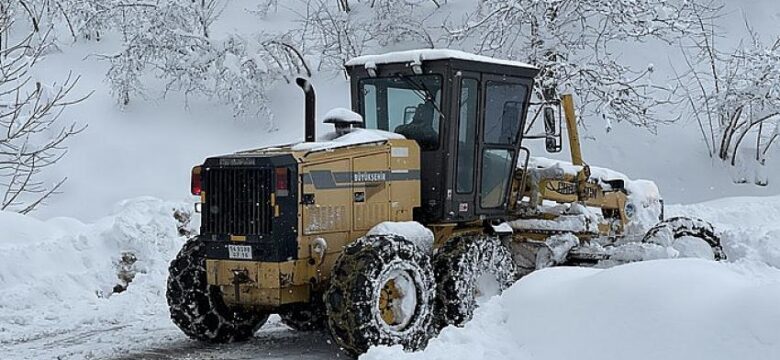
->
(527, 156), (663, 235)
(323, 107), (364, 124)
(367, 221), (435, 253)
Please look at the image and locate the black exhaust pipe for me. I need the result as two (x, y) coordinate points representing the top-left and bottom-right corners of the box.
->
(296, 77), (316, 142)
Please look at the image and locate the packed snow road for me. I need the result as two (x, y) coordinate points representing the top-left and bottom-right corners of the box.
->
(3, 316), (341, 360)
(2, 195), (780, 359)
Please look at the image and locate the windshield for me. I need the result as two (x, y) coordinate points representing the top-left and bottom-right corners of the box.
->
(359, 75), (443, 150)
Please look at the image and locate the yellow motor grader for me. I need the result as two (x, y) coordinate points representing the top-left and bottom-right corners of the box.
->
(167, 49), (725, 355)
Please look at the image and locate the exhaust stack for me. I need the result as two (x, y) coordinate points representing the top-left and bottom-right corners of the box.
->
(296, 77), (316, 142)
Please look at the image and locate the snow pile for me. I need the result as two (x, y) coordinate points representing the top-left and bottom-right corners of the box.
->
(668, 195), (780, 269)
(0, 197), (188, 351)
(364, 259), (780, 360)
(367, 221), (434, 253)
(365, 194), (780, 360)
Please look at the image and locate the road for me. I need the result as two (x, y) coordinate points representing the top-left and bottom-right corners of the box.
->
(4, 316), (343, 360)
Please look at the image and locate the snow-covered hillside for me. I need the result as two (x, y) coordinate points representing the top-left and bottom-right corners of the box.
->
(14, 0), (778, 221)
(2, 195), (779, 359)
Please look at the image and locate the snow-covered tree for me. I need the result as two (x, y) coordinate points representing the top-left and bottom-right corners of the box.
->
(299, 0), (439, 72)
(443, 0), (722, 132)
(75, 0), (308, 126)
(298, 0), (721, 133)
(0, 12), (86, 213)
(0, 0), (70, 50)
(678, 24), (780, 185)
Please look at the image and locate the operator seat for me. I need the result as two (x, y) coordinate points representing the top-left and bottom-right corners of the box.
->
(395, 103), (438, 150)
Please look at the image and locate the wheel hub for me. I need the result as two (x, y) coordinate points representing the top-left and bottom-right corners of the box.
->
(377, 269), (417, 331)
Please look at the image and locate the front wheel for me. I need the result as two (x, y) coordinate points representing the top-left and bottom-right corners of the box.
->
(324, 235), (436, 356)
(643, 217), (727, 261)
(167, 239), (269, 342)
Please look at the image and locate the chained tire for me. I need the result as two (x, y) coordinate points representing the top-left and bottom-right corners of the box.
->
(324, 235), (436, 356)
(643, 216), (727, 261)
(279, 297), (326, 332)
(167, 238), (269, 342)
(433, 234), (517, 328)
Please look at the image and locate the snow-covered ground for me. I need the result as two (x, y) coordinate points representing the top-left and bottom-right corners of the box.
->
(364, 197), (780, 360)
(1, 1), (778, 359)
(2, 195), (779, 359)
(366, 259), (780, 360)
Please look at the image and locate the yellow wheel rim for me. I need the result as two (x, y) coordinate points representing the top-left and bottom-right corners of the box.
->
(376, 270), (417, 331)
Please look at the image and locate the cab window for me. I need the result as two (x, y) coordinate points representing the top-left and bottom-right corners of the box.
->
(480, 149), (514, 208)
(456, 78), (479, 194)
(483, 82), (528, 145)
(359, 75), (443, 150)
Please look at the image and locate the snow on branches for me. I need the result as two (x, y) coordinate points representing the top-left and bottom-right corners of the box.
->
(443, 0), (721, 132)
(679, 24), (780, 185)
(75, 0), (309, 125)
(0, 13), (87, 213)
(300, 0), (438, 72)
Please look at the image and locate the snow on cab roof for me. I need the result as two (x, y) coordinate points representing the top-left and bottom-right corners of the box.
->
(345, 49), (538, 70)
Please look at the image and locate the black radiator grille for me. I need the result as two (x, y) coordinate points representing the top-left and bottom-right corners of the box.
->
(202, 167), (273, 235)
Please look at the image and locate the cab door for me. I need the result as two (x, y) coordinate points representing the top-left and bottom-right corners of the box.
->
(476, 75), (530, 218)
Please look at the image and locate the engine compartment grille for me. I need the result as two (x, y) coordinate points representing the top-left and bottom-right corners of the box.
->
(202, 167), (273, 235)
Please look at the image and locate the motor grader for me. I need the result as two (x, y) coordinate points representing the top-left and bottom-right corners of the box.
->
(167, 49), (725, 355)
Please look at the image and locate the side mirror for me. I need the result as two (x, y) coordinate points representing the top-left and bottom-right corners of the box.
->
(544, 106), (562, 153)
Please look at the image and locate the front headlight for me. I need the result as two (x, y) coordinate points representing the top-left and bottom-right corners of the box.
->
(625, 203), (636, 219)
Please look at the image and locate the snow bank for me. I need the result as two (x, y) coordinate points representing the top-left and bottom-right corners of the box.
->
(668, 195), (780, 269)
(0, 197), (188, 349)
(364, 259), (780, 360)
(365, 194), (780, 360)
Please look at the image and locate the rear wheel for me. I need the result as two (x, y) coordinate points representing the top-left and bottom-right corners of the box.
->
(433, 235), (517, 328)
(167, 239), (269, 342)
(324, 235), (436, 356)
(643, 217), (726, 261)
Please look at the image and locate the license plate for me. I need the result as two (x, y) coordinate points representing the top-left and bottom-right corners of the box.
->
(228, 245), (252, 260)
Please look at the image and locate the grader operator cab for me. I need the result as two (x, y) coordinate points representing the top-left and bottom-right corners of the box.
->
(167, 49), (726, 355)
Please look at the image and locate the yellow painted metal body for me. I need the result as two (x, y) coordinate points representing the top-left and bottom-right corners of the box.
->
(561, 94), (583, 166)
(205, 95), (632, 309)
(510, 94), (631, 241)
(206, 139), (421, 307)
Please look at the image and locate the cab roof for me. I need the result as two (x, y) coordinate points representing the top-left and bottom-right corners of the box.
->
(345, 49), (538, 70)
